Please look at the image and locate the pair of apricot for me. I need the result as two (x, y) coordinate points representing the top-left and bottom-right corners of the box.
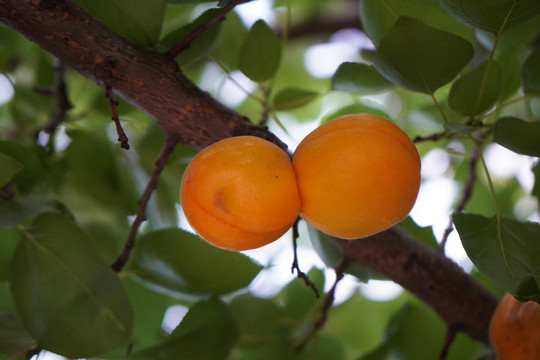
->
(489, 293), (540, 360)
(180, 113), (421, 251)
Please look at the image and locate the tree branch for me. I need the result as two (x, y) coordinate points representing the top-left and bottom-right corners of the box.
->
(0, 0), (499, 346)
(0, 0), (284, 150)
(331, 227), (498, 345)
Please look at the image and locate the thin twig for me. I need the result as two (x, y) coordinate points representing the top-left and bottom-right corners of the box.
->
(34, 60), (72, 140)
(111, 135), (178, 272)
(413, 131), (446, 143)
(105, 85), (130, 150)
(167, 0), (252, 59)
(291, 219), (320, 298)
(314, 256), (348, 330)
(439, 324), (460, 360)
(439, 145), (479, 251)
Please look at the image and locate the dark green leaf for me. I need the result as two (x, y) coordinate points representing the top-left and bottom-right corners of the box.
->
(160, 298), (238, 360)
(522, 47), (540, 94)
(64, 130), (138, 214)
(0, 229), (19, 281)
(493, 116), (540, 156)
(273, 88), (319, 110)
(238, 20), (281, 82)
(11, 213), (133, 358)
(0, 311), (35, 357)
(0, 153), (23, 188)
(361, 0), (472, 45)
(448, 60), (503, 115)
(439, 0), (540, 33)
(331, 62), (391, 94)
(71, 0), (166, 47)
(454, 213), (540, 298)
(373, 16), (474, 94)
(307, 225), (375, 282)
(0, 196), (60, 230)
(0, 142), (46, 194)
(161, 8), (222, 65)
(131, 228), (263, 296)
(533, 162), (540, 202)
(399, 217), (438, 248)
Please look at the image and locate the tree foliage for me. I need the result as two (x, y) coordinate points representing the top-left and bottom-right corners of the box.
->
(0, 0), (539, 359)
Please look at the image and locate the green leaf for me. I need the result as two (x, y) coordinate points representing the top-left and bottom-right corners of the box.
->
(522, 47), (540, 94)
(0, 142), (46, 194)
(373, 16), (474, 94)
(331, 62), (391, 94)
(0, 153), (23, 188)
(160, 298), (238, 360)
(0, 311), (35, 357)
(130, 228), (263, 296)
(493, 116), (540, 156)
(229, 294), (282, 349)
(273, 88), (319, 110)
(320, 103), (390, 125)
(72, 0), (166, 47)
(361, 0), (472, 46)
(11, 213), (133, 358)
(0, 229), (19, 281)
(439, 0), (540, 34)
(161, 8), (222, 65)
(453, 213), (540, 298)
(307, 225), (376, 282)
(238, 20), (282, 82)
(448, 60), (503, 115)
(0, 196), (60, 230)
(64, 130), (138, 214)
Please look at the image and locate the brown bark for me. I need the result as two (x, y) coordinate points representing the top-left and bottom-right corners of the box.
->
(0, 0), (499, 346)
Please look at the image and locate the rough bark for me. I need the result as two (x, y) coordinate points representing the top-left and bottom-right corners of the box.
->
(0, 0), (499, 346)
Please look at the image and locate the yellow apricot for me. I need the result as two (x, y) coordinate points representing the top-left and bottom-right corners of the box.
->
(180, 136), (300, 251)
(489, 293), (540, 360)
(292, 113), (421, 239)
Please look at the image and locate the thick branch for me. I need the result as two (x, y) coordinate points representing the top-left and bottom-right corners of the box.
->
(0, 0), (283, 150)
(0, 0), (499, 346)
(332, 228), (498, 345)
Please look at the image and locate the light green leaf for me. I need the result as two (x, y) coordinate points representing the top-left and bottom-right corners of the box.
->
(373, 16), (474, 94)
(238, 20), (282, 82)
(439, 0), (540, 34)
(160, 298), (238, 360)
(273, 88), (319, 110)
(320, 103), (390, 125)
(72, 0), (166, 47)
(130, 228), (263, 296)
(0, 196), (60, 230)
(361, 0), (472, 45)
(448, 60), (503, 115)
(0, 153), (23, 188)
(522, 47), (540, 94)
(493, 116), (540, 157)
(331, 62), (391, 94)
(11, 213), (133, 358)
(453, 213), (540, 300)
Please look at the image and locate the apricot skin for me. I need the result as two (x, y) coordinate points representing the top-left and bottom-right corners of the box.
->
(292, 113), (421, 239)
(489, 293), (540, 360)
(180, 136), (300, 251)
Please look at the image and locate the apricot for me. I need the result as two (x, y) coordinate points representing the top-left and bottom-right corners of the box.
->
(489, 293), (540, 360)
(180, 136), (301, 251)
(292, 113), (421, 239)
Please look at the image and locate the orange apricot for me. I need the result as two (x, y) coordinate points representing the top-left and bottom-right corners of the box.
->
(489, 293), (540, 360)
(292, 113), (421, 239)
(180, 136), (300, 251)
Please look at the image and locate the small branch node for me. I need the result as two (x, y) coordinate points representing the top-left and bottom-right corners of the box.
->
(105, 85), (130, 150)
